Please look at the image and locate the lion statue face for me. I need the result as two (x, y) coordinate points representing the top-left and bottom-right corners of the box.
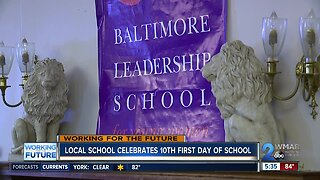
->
(202, 40), (271, 119)
(22, 59), (69, 123)
(37, 61), (64, 91)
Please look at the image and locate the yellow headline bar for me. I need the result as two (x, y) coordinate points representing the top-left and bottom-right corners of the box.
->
(57, 135), (185, 142)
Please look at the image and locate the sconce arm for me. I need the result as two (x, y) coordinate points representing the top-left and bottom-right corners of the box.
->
(1, 88), (22, 108)
(271, 76), (301, 101)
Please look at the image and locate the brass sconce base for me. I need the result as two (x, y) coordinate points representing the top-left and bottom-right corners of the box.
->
(302, 61), (320, 119)
(0, 76), (9, 96)
(267, 57), (320, 119)
(0, 76), (24, 107)
(0, 76), (7, 88)
(266, 60), (282, 78)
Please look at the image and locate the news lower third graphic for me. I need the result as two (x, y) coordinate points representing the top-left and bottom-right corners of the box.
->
(8, 135), (302, 172)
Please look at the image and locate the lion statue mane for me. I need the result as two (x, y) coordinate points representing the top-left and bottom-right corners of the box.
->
(202, 40), (284, 145)
(11, 58), (68, 154)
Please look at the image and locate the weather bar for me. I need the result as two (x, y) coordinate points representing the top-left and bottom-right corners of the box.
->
(10, 162), (258, 172)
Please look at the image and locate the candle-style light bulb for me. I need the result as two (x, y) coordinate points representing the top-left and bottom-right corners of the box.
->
(0, 41), (14, 77)
(308, 9), (316, 18)
(16, 38), (35, 74)
(306, 29), (316, 46)
(262, 11), (287, 61)
(268, 11), (278, 59)
(269, 29), (278, 45)
(299, 9), (320, 62)
(269, 11), (278, 44)
(306, 10), (316, 47)
(0, 42), (6, 77)
(21, 38), (29, 65)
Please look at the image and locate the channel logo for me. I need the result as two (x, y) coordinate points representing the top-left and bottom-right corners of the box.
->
(262, 143), (300, 161)
(262, 143), (285, 161)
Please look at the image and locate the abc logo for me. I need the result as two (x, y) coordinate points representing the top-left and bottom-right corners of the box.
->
(262, 143), (285, 161)
(273, 151), (285, 160)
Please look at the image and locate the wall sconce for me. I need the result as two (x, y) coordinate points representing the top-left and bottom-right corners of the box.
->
(263, 10), (320, 119)
(0, 38), (35, 107)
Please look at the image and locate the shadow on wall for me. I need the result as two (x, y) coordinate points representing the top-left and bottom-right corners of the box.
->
(50, 37), (98, 135)
(271, 93), (313, 165)
(59, 67), (87, 134)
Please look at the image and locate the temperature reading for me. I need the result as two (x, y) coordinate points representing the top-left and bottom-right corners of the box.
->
(280, 162), (298, 171)
(132, 164), (141, 170)
(285, 163), (294, 170)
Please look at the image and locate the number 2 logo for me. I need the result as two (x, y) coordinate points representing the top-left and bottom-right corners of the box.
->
(262, 143), (276, 161)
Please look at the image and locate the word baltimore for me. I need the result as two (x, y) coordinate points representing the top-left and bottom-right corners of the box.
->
(114, 15), (211, 44)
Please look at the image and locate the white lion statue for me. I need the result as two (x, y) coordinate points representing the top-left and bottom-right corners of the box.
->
(202, 40), (284, 145)
(11, 59), (68, 154)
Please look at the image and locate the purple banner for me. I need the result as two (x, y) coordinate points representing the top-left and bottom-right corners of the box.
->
(96, 0), (227, 142)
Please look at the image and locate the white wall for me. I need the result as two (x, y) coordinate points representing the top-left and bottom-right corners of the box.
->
(0, 0), (320, 171)
(0, 0), (98, 162)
